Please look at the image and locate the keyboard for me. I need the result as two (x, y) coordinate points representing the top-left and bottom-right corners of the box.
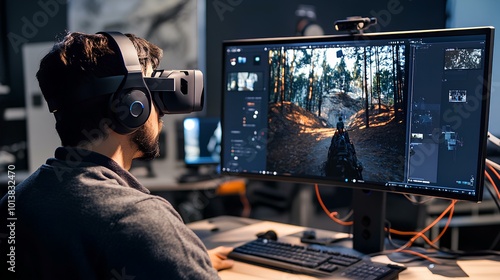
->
(229, 238), (406, 279)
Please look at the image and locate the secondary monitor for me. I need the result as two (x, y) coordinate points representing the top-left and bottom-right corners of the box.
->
(183, 117), (221, 167)
(220, 27), (494, 253)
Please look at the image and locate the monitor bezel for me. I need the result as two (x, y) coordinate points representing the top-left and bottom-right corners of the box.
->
(220, 27), (494, 202)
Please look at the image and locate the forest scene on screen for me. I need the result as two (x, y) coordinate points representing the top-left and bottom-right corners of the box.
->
(266, 45), (407, 182)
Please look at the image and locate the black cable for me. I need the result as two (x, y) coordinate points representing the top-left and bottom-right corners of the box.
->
(489, 231), (500, 251)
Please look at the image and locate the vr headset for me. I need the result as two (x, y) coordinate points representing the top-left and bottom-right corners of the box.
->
(46, 31), (204, 134)
(145, 69), (204, 114)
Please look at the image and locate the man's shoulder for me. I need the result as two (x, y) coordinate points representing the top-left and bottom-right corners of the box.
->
(22, 162), (137, 191)
(112, 195), (181, 225)
(13, 163), (158, 218)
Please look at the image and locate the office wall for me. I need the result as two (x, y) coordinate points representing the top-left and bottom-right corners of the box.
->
(0, 0), (68, 173)
(1, 0), (67, 109)
(205, 0), (448, 116)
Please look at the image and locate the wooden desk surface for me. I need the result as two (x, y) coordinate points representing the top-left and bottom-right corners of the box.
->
(188, 216), (500, 280)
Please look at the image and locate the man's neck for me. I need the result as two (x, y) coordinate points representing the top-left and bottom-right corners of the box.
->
(78, 133), (139, 170)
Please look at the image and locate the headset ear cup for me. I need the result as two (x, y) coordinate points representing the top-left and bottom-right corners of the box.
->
(97, 31), (153, 134)
(109, 88), (151, 134)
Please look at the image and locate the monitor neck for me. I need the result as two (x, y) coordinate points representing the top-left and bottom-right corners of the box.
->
(352, 189), (387, 254)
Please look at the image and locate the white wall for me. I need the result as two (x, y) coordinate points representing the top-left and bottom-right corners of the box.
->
(447, 0), (500, 135)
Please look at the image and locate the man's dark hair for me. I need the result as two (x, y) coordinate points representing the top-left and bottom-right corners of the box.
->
(36, 32), (163, 147)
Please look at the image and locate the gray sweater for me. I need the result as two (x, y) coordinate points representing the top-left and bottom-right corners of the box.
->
(0, 147), (220, 279)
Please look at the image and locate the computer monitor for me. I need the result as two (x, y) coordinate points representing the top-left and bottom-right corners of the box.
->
(220, 27), (494, 253)
(182, 117), (221, 167)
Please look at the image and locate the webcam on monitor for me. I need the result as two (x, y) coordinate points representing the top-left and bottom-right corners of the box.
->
(334, 16), (377, 33)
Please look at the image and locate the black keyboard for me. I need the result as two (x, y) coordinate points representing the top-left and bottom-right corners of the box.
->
(229, 238), (406, 279)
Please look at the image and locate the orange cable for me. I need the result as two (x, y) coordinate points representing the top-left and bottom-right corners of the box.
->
(486, 166), (500, 199)
(395, 200), (457, 251)
(314, 184), (353, 226)
(388, 200), (455, 248)
(389, 201), (454, 249)
(314, 184), (458, 263)
(315, 183), (456, 247)
(389, 228), (435, 247)
(314, 184), (457, 253)
(487, 162), (500, 179)
(431, 201), (455, 244)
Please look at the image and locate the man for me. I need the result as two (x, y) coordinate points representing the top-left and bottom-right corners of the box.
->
(336, 116), (345, 134)
(0, 31), (233, 279)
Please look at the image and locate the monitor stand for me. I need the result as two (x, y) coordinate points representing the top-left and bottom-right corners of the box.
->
(352, 189), (387, 254)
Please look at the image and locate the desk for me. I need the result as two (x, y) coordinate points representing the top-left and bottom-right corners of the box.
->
(188, 216), (500, 280)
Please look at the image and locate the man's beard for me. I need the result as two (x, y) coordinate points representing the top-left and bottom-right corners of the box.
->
(131, 125), (160, 161)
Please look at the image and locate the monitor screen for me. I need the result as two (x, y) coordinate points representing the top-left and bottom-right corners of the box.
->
(183, 117), (221, 166)
(220, 27), (494, 203)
